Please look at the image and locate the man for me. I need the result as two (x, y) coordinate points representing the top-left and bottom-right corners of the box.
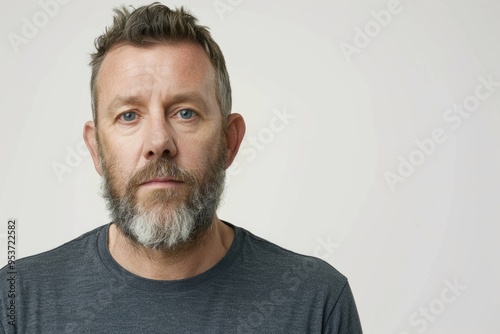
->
(1, 3), (362, 333)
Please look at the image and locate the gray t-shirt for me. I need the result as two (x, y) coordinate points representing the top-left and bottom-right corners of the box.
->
(1, 222), (362, 333)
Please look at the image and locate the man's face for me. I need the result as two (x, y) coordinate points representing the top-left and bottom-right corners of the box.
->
(92, 42), (227, 250)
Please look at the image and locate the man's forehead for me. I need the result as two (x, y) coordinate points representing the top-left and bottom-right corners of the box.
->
(99, 42), (214, 81)
(96, 42), (217, 107)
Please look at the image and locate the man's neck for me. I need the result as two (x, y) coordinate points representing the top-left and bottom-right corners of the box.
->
(107, 218), (235, 280)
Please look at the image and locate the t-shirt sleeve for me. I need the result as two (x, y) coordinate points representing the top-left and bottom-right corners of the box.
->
(323, 281), (363, 334)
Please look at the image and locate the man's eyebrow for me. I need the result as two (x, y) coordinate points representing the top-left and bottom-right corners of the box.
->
(172, 92), (210, 109)
(107, 95), (143, 112)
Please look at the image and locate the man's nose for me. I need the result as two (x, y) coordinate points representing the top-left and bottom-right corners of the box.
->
(143, 114), (177, 159)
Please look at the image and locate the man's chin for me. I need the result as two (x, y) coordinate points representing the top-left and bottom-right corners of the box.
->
(115, 205), (214, 252)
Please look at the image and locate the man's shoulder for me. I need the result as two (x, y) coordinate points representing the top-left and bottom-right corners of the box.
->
(0, 224), (107, 277)
(236, 225), (348, 290)
(229, 225), (359, 330)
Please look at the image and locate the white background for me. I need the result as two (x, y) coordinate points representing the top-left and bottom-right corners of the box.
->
(1, 0), (499, 333)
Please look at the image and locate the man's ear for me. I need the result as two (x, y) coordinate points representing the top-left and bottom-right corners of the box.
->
(83, 121), (103, 175)
(224, 113), (246, 169)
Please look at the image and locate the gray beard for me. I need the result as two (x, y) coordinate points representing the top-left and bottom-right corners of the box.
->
(99, 145), (226, 251)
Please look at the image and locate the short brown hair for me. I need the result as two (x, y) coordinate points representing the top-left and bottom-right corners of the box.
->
(89, 2), (231, 126)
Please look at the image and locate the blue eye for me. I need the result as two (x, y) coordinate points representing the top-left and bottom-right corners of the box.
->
(121, 112), (137, 122)
(178, 109), (195, 119)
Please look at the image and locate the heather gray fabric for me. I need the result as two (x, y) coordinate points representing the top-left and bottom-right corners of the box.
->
(0, 222), (362, 333)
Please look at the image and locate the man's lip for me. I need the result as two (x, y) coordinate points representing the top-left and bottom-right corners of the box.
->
(140, 178), (182, 185)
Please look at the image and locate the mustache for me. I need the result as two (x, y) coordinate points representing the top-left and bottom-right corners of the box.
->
(126, 157), (197, 191)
